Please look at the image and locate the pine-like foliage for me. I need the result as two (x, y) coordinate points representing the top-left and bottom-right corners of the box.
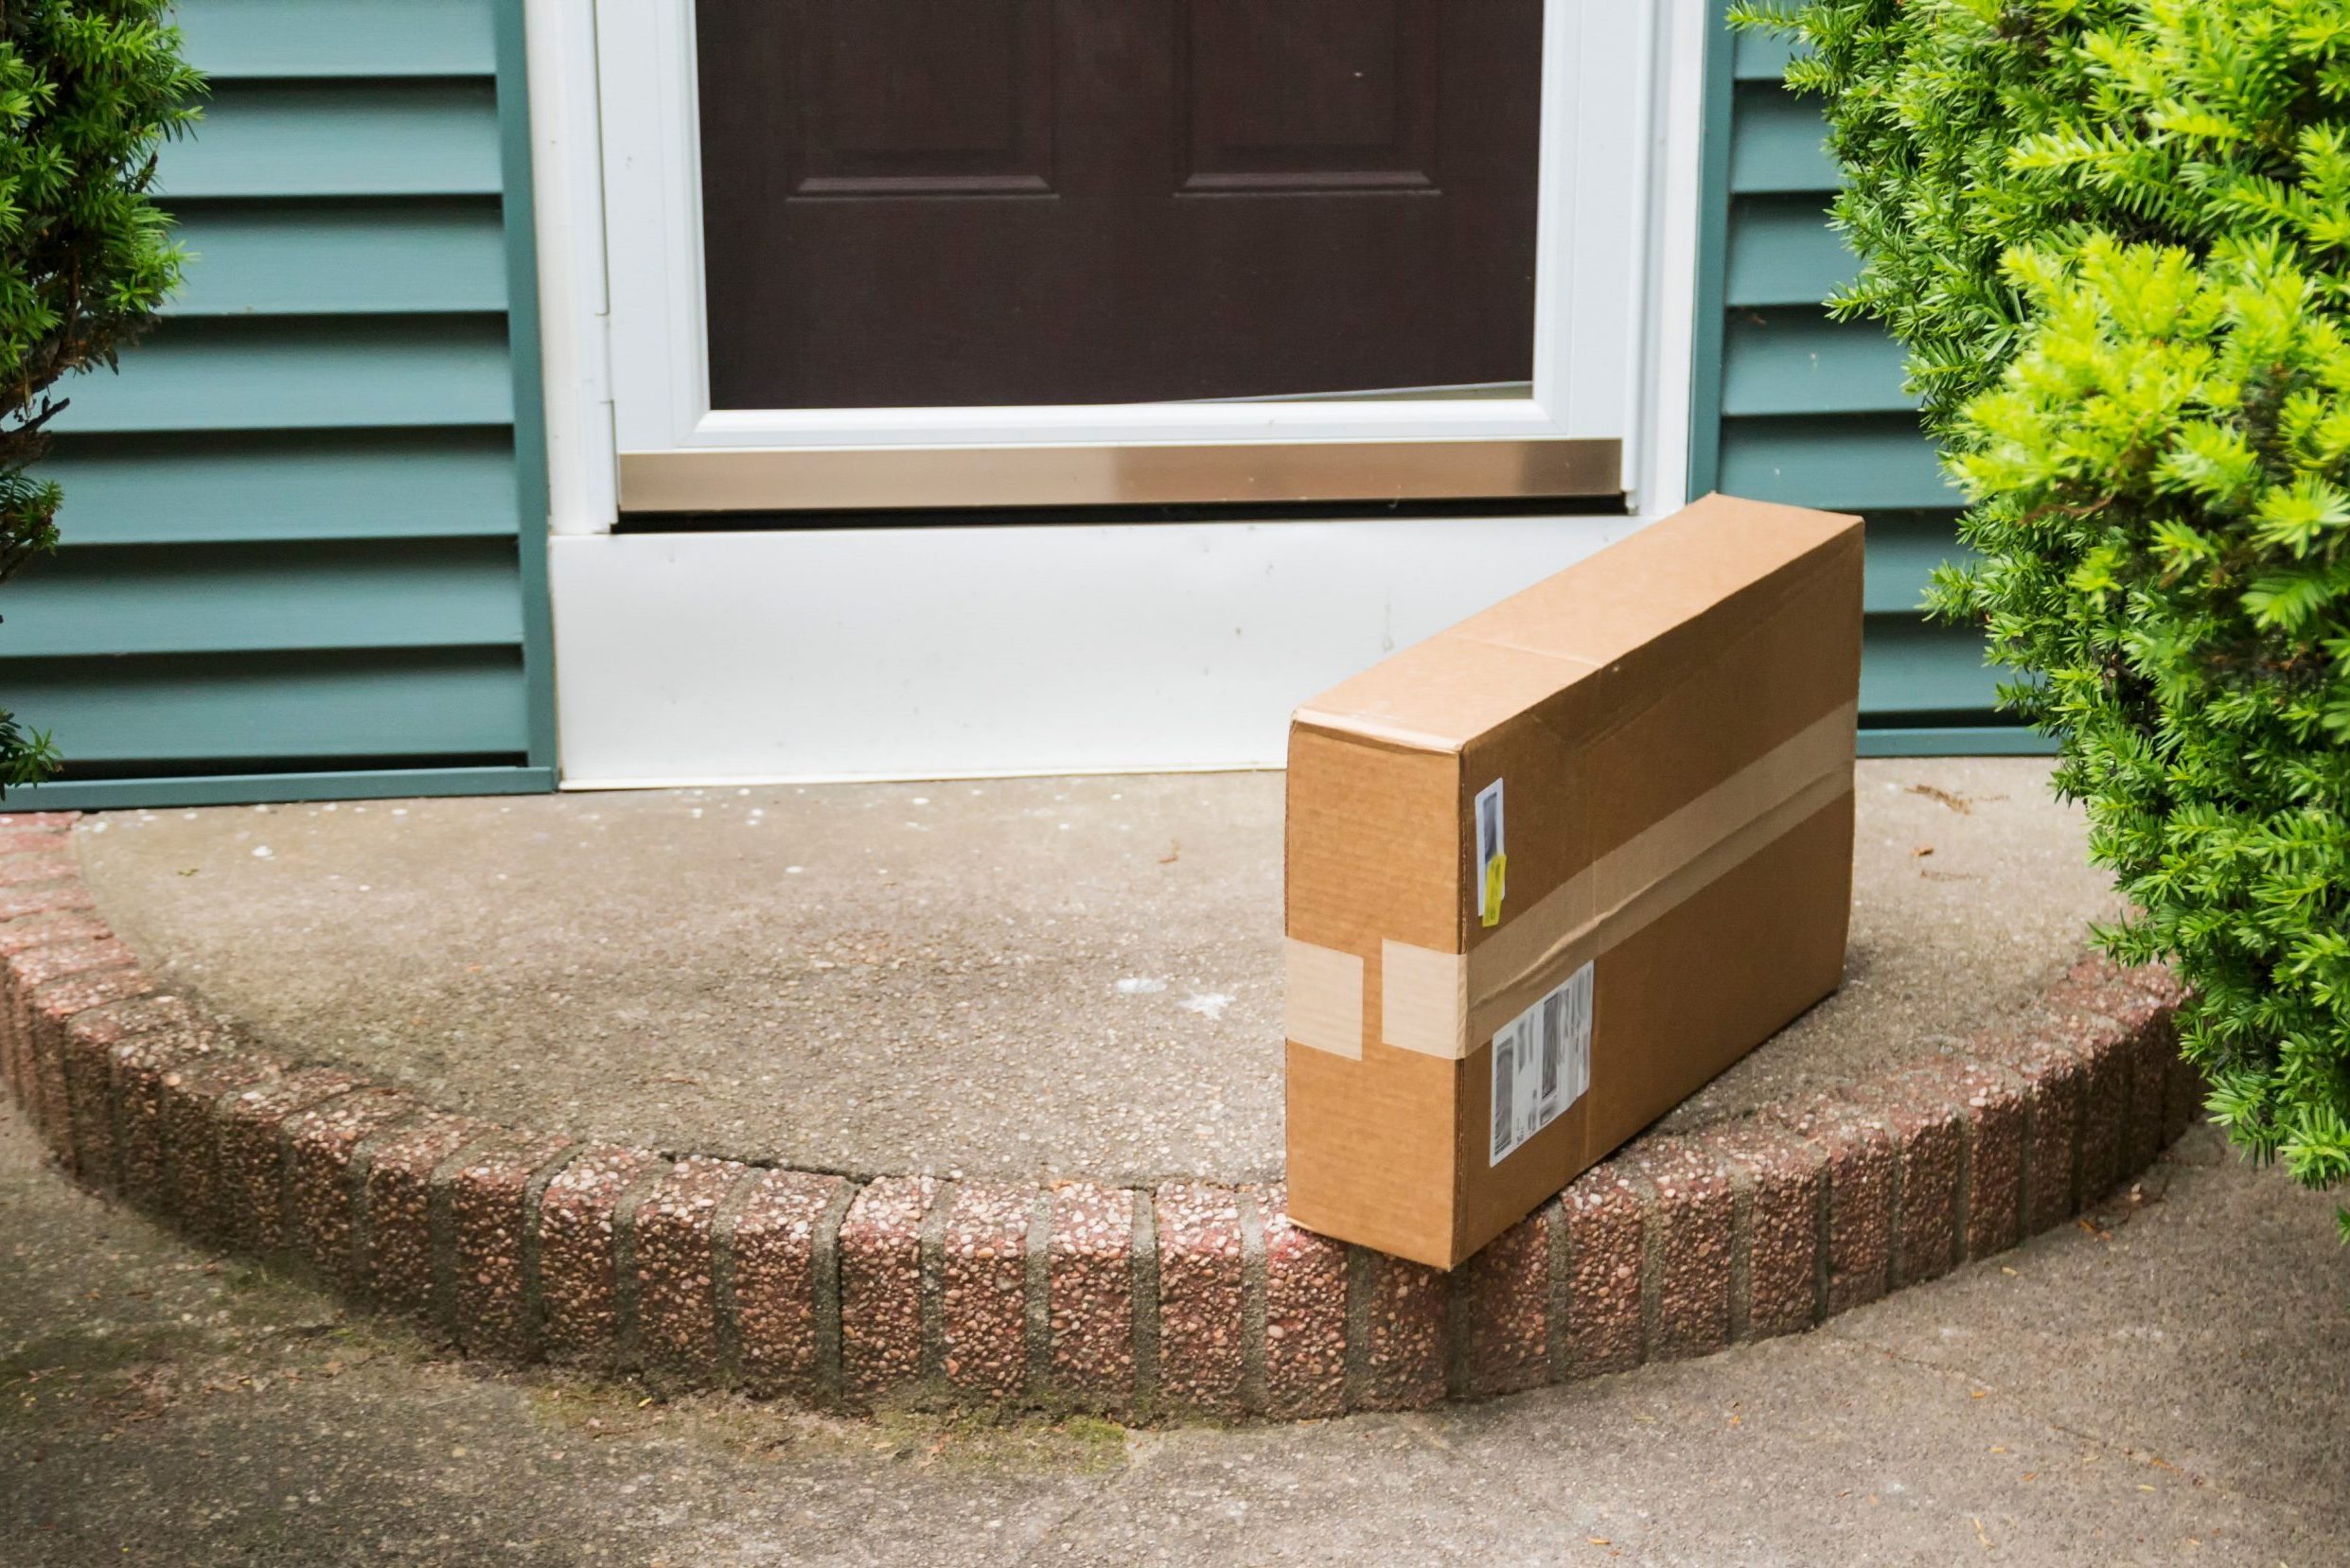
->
(1737, 0), (2350, 1215)
(0, 3), (202, 790)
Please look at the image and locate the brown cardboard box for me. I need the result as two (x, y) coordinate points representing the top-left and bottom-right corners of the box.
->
(1282, 493), (1864, 1269)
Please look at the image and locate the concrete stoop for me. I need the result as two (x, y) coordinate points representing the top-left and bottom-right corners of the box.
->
(0, 809), (2195, 1421)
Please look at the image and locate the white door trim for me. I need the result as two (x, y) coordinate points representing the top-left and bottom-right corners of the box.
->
(525, 0), (620, 537)
(532, 0), (1715, 785)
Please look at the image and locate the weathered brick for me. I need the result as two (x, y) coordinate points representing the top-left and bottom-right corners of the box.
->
(1044, 1182), (1137, 1409)
(839, 1175), (935, 1404)
(635, 1155), (748, 1382)
(1772, 1098), (1895, 1316)
(449, 1129), (576, 1358)
(35, 966), (150, 1020)
(60, 993), (192, 1191)
(731, 1168), (846, 1398)
(1254, 1186), (1346, 1418)
(2047, 960), (2177, 1196)
(0, 826), (74, 857)
(2056, 953), (2181, 1027)
(0, 877), (94, 923)
(1454, 1209), (1550, 1397)
(938, 1182), (1033, 1401)
(70, 993), (199, 1050)
(360, 1111), (487, 1318)
(0, 907), (110, 959)
(23, 964), (151, 1157)
(107, 1025), (217, 1209)
(2123, 1012), (2179, 1175)
(0, 885), (101, 1093)
(0, 991), (18, 1105)
(283, 1087), (415, 1288)
(1855, 1071), (1968, 1289)
(1, 1019), (20, 1112)
(1705, 1119), (1825, 1342)
(60, 1056), (116, 1183)
(1931, 1055), (2023, 1260)
(214, 1067), (362, 1256)
(2072, 1014), (2132, 1204)
(2127, 960), (2188, 1012)
(1631, 1139), (1736, 1359)
(1357, 1249), (1447, 1411)
(154, 1046), (277, 1236)
(0, 852), (77, 888)
(28, 960), (154, 1046)
(1970, 1029), (2086, 1235)
(539, 1145), (663, 1366)
(2165, 1046), (2206, 1144)
(7, 936), (132, 995)
(1153, 1183), (1246, 1415)
(0, 818), (79, 841)
(1561, 1162), (1650, 1377)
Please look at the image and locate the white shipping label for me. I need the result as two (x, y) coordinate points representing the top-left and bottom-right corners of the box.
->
(1475, 778), (1506, 927)
(1489, 960), (1594, 1167)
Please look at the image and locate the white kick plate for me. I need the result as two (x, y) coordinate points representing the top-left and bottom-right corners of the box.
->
(548, 515), (1648, 787)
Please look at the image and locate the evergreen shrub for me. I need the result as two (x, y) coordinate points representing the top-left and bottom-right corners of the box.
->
(1, 2), (201, 788)
(1737, 0), (2350, 1213)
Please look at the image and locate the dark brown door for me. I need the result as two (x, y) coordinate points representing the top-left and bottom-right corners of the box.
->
(696, 0), (1545, 410)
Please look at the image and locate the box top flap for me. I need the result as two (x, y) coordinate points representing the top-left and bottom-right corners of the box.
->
(1292, 494), (1862, 754)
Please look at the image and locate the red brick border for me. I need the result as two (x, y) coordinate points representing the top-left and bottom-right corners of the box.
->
(0, 813), (2200, 1420)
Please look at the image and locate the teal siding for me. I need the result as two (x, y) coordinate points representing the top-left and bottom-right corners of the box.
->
(167, 203), (511, 317)
(162, 83), (505, 198)
(1690, 16), (2035, 751)
(8, 0), (554, 804)
(188, 0), (497, 79)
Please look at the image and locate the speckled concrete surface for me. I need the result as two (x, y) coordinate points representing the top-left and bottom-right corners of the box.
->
(7, 1089), (2345, 1566)
(73, 759), (2114, 1185)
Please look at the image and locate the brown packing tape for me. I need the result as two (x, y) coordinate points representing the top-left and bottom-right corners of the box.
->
(1376, 700), (1858, 1059)
(1282, 940), (1364, 1059)
(1594, 696), (1857, 913)
(1471, 767), (1852, 1048)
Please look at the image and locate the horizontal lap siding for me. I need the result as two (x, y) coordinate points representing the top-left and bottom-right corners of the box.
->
(7, 0), (552, 802)
(1691, 19), (2027, 748)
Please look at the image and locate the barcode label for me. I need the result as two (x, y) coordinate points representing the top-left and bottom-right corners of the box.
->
(1490, 960), (1595, 1166)
(1492, 1037), (1515, 1155)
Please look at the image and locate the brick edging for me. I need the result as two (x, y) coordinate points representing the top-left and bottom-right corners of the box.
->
(0, 813), (2199, 1419)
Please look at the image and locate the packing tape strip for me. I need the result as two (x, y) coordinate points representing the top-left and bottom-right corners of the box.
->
(1449, 765), (1850, 1052)
(1282, 939), (1365, 1059)
(1371, 699), (1858, 1059)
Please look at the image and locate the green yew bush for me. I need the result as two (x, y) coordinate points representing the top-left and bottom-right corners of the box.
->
(1737, 0), (2350, 1213)
(0, 2), (201, 789)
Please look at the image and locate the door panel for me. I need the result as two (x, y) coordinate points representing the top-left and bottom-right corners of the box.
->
(696, 0), (1543, 409)
(790, 0), (1054, 196)
(1176, 0), (1436, 192)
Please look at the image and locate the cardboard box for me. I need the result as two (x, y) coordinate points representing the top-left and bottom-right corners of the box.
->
(1282, 493), (1864, 1269)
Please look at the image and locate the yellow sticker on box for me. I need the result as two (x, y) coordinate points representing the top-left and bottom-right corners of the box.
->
(1475, 778), (1506, 927)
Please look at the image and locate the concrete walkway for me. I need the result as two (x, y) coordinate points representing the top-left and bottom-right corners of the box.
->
(6, 1092), (2343, 1566)
(76, 759), (2114, 1184)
